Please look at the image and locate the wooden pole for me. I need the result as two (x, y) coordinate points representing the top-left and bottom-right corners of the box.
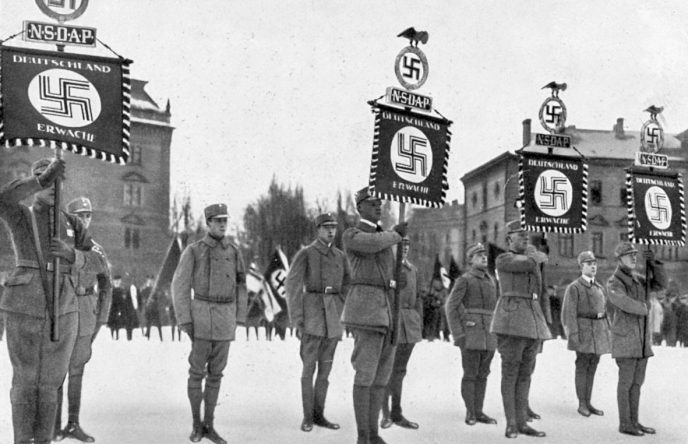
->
(51, 41), (65, 342)
(391, 202), (406, 346)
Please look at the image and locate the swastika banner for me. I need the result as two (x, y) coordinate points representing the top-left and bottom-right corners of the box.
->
(626, 167), (686, 246)
(368, 103), (451, 208)
(518, 151), (588, 233)
(0, 46), (131, 164)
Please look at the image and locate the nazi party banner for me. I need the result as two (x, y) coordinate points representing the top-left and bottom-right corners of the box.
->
(626, 168), (686, 246)
(518, 151), (588, 233)
(0, 45), (131, 164)
(368, 103), (451, 208)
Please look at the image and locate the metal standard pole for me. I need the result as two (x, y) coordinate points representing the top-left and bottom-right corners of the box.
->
(391, 202), (406, 346)
(51, 148), (63, 341)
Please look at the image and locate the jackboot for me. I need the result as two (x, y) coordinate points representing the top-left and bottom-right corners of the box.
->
(369, 385), (387, 444)
(188, 385), (203, 442)
(353, 385), (370, 444)
(313, 377), (339, 429)
(300, 377), (314, 431)
(203, 421), (227, 444)
(62, 422), (95, 443)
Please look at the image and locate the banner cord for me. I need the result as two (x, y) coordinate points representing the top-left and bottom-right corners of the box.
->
(96, 37), (127, 61)
(0, 30), (25, 45)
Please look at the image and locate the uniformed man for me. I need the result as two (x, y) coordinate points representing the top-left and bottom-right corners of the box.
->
(0, 158), (98, 444)
(380, 237), (422, 431)
(341, 187), (406, 444)
(561, 251), (611, 418)
(285, 212), (351, 432)
(446, 243), (498, 427)
(172, 203), (247, 444)
(54, 197), (112, 443)
(607, 242), (666, 436)
(490, 220), (551, 438)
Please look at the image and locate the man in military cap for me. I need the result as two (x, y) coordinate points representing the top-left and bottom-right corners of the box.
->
(54, 197), (112, 442)
(0, 158), (99, 444)
(446, 242), (498, 427)
(490, 220), (551, 438)
(561, 251), (611, 419)
(380, 237), (422, 431)
(286, 212), (351, 432)
(172, 203), (248, 444)
(607, 242), (666, 436)
(341, 186), (406, 444)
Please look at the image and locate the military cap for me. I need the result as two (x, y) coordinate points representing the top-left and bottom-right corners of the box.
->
(614, 241), (638, 258)
(315, 212), (337, 227)
(67, 197), (92, 214)
(466, 242), (486, 260)
(355, 186), (381, 205)
(113, 274), (122, 280)
(577, 250), (596, 265)
(505, 219), (525, 234)
(204, 203), (229, 220)
(31, 158), (52, 176)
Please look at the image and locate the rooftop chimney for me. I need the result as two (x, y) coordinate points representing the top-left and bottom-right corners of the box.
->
(613, 117), (625, 139)
(522, 119), (531, 147)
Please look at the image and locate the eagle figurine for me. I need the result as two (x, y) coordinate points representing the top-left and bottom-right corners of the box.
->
(397, 27), (429, 47)
(541, 81), (567, 98)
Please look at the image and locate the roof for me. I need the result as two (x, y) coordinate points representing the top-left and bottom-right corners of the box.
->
(130, 79), (169, 116)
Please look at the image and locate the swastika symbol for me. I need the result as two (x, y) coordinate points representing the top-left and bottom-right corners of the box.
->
(645, 126), (661, 145)
(644, 186), (672, 230)
(648, 193), (669, 223)
(543, 104), (562, 125)
(538, 176), (569, 210)
(395, 134), (428, 177)
(402, 55), (421, 80)
(38, 75), (94, 122)
(271, 270), (287, 298)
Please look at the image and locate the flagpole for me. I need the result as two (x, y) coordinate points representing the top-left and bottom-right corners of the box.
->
(391, 202), (406, 346)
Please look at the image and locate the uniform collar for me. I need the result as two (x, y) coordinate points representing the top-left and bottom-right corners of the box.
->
(469, 266), (487, 278)
(202, 234), (231, 249)
(313, 238), (333, 255)
(357, 220), (379, 233)
(614, 265), (639, 285)
(578, 275), (597, 287)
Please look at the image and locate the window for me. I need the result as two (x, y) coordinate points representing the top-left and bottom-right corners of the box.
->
(592, 232), (604, 256)
(494, 182), (501, 199)
(472, 229), (476, 242)
(124, 227), (140, 249)
(619, 187), (627, 206)
(129, 145), (142, 166)
(590, 180), (602, 205)
(482, 182), (488, 209)
(558, 234), (574, 258)
(493, 222), (499, 241)
(123, 183), (143, 206)
(471, 192), (478, 208)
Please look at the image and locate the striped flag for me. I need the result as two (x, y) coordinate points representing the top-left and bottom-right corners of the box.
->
(264, 246), (290, 339)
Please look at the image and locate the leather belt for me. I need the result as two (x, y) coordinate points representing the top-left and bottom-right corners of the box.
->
(465, 308), (494, 316)
(501, 291), (538, 300)
(351, 279), (396, 289)
(578, 312), (606, 320)
(306, 286), (340, 294)
(16, 259), (72, 274)
(194, 294), (233, 304)
(76, 286), (95, 296)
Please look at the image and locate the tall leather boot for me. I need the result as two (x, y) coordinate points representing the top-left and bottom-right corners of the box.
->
(62, 374), (95, 442)
(313, 362), (330, 422)
(474, 378), (496, 424)
(188, 384), (204, 442)
(461, 376), (476, 424)
(11, 386), (36, 444)
(353, 385), (370, 444)
(203, 384), (227, 444)
(368, 385), (387, 444)
(54, 385), (65, 441)
(300, 376), (314, 430)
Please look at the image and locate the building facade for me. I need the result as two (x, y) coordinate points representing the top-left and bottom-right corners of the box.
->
(0, 79), (174, 286)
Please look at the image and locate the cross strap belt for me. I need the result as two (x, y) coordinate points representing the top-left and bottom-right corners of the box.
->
(16, 259), (72, 274)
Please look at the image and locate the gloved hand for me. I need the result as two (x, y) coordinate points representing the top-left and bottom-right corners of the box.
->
(180, 323), (194, 341)
(49, 239), (75, 264)
(392, 222), (408, 238)
(37, 159), (66, 188)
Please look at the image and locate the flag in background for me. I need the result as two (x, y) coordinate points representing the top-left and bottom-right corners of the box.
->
(151, 234), (187, 301)
(245, 267), (282, 323)
(263, 247), (290, 339)
(433, 254), (451, 290)
(449, 255), (462, 288)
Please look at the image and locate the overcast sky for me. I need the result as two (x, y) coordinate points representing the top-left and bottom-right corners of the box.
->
(3, 0), (688, 224)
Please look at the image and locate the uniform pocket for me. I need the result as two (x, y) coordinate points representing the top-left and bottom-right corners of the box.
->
(3, 272), (33, 287)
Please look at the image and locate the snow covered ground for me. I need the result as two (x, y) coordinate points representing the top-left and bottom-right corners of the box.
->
(0, 329), (686, 444)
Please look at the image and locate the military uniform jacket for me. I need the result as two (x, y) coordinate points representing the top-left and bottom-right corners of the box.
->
(74, 240), (111, 337)
(561, 277), (611, 355)
(490, 251), (552, 340)
(446, 266), (497, 350)
(0, 176), (98, 318)
(285, 239), (351, 338)
(172, 234), (248, 341)
(606, 262), (667, 359)
(340, 221), (401, 332)
(397, 260), (422, 344)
